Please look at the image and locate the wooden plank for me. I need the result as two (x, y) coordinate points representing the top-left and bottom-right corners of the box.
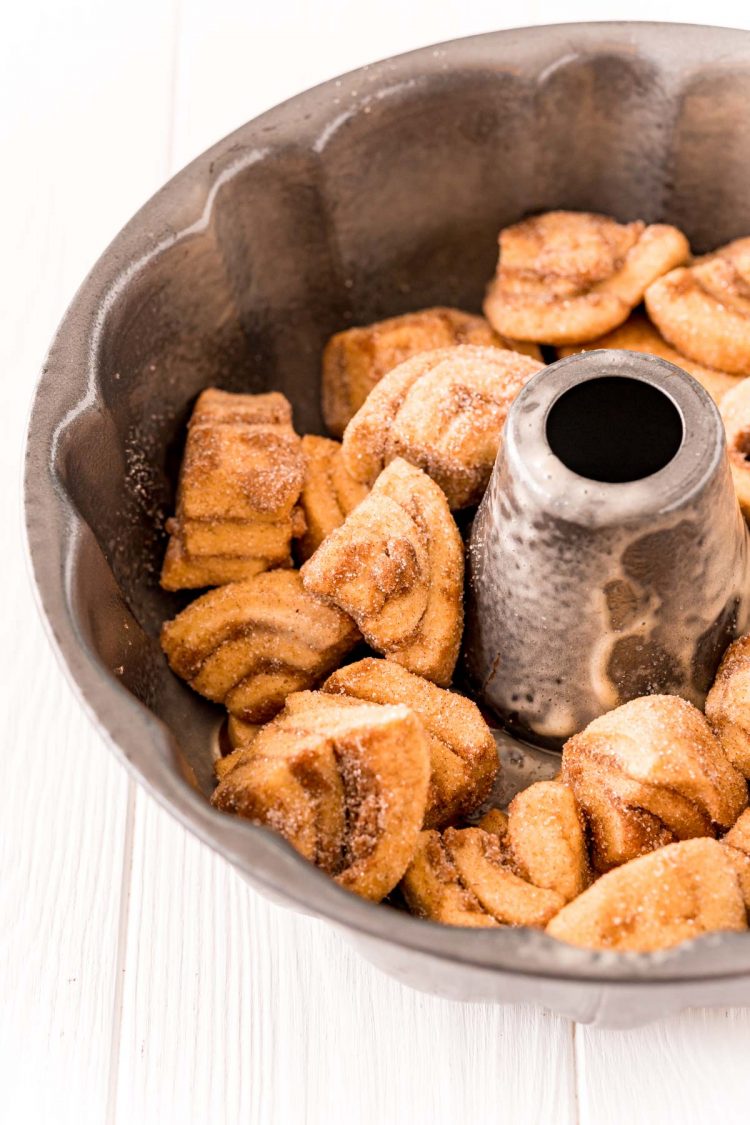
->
(0, 3), (177, 1123)
(576, 1011), (750, 1125)
(115, 791), (577, 1125)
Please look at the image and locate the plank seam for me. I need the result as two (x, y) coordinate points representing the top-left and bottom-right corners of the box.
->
(105, 776), (136, 1125)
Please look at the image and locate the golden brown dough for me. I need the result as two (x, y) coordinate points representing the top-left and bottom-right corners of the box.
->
(160, 570), (360, 722)
(401, 827), (564, 928)
(646, 237), (750, 375)
(722, 809), (750, 909)
(477, 808), (509, 836)
(562, 695), (747, 873)
(705, 634), (750, 777)
(557, 312), (743, 404)
(485, 211), (689, 345)
(161, 389), (306, 590)
(297, 435), (369, 560)
(341, 345), (544, 508)
(321, 306), (540, 438)
(719, 377), (750, 521)
(212, 691), (430, 901)
(301, 458), (464, 685)
(547, 838), (748, 952)
(322, 657), (497, 828)
(507, 781), (591, 902)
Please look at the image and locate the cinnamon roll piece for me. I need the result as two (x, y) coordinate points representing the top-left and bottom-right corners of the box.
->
(705, 634), (750, 777)
(322, 306), (540, 438)
(301, 458), (463, 685)
(322, 657), (497, 827)
(212, 691), (431, 902)
(547, 838), (748, 952)
(557, 311), (742, 404)
(646, 237), (750, 375)
(562, 695), (748, 873)
(719, 378), (750, 521)
(297, 435), (369, 560)
(160, 389), (306, 590)
(485, 211), (689, 345)
(507, 781), (591, 902)
(341, 345), (543, 508)
(722, 810), (750, 909)
(401, 827), (564, 928)
(160, 570), (360, 722)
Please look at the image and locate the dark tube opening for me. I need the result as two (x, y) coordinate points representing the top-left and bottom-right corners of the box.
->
(545, 376), (683, 484)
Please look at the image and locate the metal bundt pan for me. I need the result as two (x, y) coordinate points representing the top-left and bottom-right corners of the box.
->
(24, 23), (750, 1026)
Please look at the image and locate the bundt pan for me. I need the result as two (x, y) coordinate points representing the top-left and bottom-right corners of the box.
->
(24, 22), (750, 1027)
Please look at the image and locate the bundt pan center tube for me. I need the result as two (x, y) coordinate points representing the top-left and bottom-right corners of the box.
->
(23, 22), (750, 1025)
(466, 350), (750, 749)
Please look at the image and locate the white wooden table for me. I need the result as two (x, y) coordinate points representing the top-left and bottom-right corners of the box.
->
(4, 3), (750, 1122)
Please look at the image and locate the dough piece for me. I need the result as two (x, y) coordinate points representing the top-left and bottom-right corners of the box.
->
(160, 570), (360, 722)
(160, 389), (306, 590)
(323, 657), (497, 827)
(212, 691), (431, 902)
(321, 306), (540, 437)
(646, 237), (750, 375)
(485, 211), (689, 345)
(341, 345), (543, 508)
(722, 809), (750, 909)
(547, 838), (748, 952)
(558, 311), (743, 404)
(301, 458), (463, 685)
(706, 634), (750, 777)
(477, 808), (509, 836)
(562, 695), (747, 873)
(719, 377), (750, 521)
(507, 781), (591, 902)
(297, 435), (369, 560)
(401, 827), (564, 928)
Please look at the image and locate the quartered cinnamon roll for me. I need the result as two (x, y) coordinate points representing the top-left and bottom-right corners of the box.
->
(340, 344), (544, 508)
(211, 690), (431, 901)
(562, 695), (748, 873)
(322, 657), (497, 828)
(301, 458), (464, 685)
(646, 236), (750, 375)
(401, 826), (566, 929)
(321, 306), (539, 438)
(160, 388), (306, 590)
(706, 634), (750, 777)
(160, 569), (360, 722)
(297, 435), (369, 560)
(547, 838), (748, 952)
(719, 378), (750, 521)
(484, 210), (689, 345)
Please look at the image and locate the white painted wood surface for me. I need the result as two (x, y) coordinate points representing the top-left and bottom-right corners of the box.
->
(4, 3), (750, 1122)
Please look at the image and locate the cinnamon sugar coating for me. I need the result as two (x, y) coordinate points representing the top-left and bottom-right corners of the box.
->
(558, 311), (743, 404)
(160, 570), (360, 723)
(321, 306), (540, 438)
(547, 838), (748, 952)
(507, 781), (591, 902)
(322, 658), (497, 828)
(341, 345), (544, 508)
(297, 435), (369, 560)
(401, 827), (565, 928)
(646, 237), (750, 375)
(719, 378), (750, 521)
(705, 634), (750, 777)
(301, 458), (464, 685)
(562, 695), (748, 873)
(212, 690), (431, 902)
(722, 809), (750, 909)
(485, 211), (689, 345)
(161, 389), (306, 590)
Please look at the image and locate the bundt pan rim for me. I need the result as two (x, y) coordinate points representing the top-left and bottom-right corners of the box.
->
(23, 22), (750, 1024)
